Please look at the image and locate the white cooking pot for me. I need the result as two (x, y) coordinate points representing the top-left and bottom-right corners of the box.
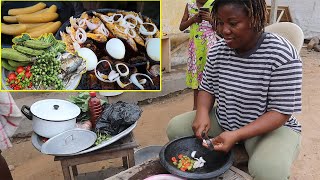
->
(21, 99), (81, 138)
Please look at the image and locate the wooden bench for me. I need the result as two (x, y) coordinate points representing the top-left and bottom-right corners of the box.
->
(54, 132), (138, 180)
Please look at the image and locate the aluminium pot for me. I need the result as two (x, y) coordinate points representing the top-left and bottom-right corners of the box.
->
(21, 99), (81, 138)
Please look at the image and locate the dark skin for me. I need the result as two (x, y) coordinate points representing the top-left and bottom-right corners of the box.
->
(215, 4), (262, 54)
(0, 153), (13, 180)
(180, 0), (213, 110)
(193, 4), (290, 152)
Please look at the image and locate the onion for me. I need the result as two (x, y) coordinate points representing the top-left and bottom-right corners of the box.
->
(115, 63), (129, 77)
(123, 14), (138, 26)
(73, 42), (81, 51)
(136, 16), (143, 24)
(78, 19), (87, 29)
(139, 23), (157, 36)
(191, 151), (197, 158)
(113, 14), (123, 23)
(86, 19), (99, 30)
(97, 24), (109, 37)
(70, 16), (78, 29)
(94, 60), (118, 83)
(75, 28), (87, 44)
(108, 70), (120, 81)
(66, 27), (76, 42)
(101, 14), (114, 23)
(116, 77), (132, 88)
(130, 73), (154, 90)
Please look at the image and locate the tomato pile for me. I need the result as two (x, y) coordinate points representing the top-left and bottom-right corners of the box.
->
(5, 65), (33, 90)
(171, 154), (196, 172)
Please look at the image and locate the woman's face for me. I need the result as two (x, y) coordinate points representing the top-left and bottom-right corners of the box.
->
(216, 4), (259, 53)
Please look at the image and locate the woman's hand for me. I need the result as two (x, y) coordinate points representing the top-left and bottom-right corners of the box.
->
(199, 10), (212, 23)
(191, 13), (202, 24)
(192, 113), (211, 139)
(203, 131), (239, 153)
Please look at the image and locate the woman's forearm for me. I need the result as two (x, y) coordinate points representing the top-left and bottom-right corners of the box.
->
(235, 111), (290, 141)
(196, 90), (215, 115)
(179, 18), (195, 31)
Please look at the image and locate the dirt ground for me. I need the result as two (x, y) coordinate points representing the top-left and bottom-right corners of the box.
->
(2, 48), (320, 180)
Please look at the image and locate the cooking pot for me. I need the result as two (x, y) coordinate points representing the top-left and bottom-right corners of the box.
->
(21, 99), (81, 138)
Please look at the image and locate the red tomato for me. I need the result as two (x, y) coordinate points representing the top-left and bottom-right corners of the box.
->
(25, 65), (32, 72)
(178, 154), (183, 159)
(28, 82), (33, 88)
(171, 157), (177, 162)
(7, 72), (17, 81)
(16, 66), (25, 74)
(25, 71), (32, 78)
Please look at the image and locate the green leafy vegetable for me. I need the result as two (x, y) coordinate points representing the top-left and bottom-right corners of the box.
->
(95, 131), (112, 145)
(38, 33), (66, 53)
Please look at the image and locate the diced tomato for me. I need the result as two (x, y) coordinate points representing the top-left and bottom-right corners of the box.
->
(16, 66), (24, 74)
(171, 157), (177, 162)
(180, 167), (186, 171)
(28, 82), (33, 88)
(178, 154), (183, 159)
(7, 72), (17, 81)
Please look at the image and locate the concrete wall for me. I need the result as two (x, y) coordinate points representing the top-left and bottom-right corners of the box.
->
(162, 0), (188, 34)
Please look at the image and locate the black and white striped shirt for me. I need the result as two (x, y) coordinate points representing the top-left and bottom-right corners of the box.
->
(200, 32), (302, 132)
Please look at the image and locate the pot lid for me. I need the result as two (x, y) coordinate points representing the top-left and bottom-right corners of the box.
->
(30, 99), (81, 121)
(41, 129), (97, 155)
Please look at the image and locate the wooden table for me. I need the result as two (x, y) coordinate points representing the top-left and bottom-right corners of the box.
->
(107, 158), (253, 180)
(54, 132), (138, 180)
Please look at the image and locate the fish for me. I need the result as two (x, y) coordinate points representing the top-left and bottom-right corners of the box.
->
(58, 53), (86, 87)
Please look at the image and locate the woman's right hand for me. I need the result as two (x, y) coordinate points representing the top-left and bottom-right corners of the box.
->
(191, 13), (202, 24)
(192, 113), (211, 139)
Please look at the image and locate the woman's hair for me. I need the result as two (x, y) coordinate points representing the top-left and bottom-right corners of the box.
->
(211, 0), (267, 32)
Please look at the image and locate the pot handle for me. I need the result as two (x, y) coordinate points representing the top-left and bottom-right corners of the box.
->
(21, 105), (32, 120)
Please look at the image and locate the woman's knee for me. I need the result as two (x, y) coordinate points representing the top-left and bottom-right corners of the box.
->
(166, 111), (195, 141)
(248, 157), (290, 180)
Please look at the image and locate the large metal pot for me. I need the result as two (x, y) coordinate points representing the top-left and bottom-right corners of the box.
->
(21, 99), (81, 138)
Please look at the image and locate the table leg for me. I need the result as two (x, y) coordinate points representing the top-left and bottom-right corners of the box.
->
(122, 156), (128, 169)
(60, 161), (72, 180)
(128, 149), (135, 168)
(71, 166), (78, 179)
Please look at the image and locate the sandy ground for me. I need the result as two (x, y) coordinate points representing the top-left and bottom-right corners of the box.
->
(2, 48), (320, 180)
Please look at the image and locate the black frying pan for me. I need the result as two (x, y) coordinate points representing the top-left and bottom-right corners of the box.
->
(159, 136), (233, 179)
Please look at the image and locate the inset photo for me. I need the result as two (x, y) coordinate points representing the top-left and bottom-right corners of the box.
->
(1, 1), (160, 91)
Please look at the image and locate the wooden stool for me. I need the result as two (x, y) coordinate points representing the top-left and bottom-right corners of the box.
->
(161, 35), (171, 72)
(54, 132), (138, 180)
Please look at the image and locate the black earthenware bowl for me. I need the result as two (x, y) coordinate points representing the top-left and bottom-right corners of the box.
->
(159, 136), (233, 180)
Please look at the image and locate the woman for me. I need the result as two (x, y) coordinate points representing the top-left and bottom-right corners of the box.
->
(167, 0), (302, 179)
(179, 0), (217, 110)
(0, 92), (23, 180)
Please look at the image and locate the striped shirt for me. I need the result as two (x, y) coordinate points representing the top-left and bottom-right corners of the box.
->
(200, 32), (302, 133)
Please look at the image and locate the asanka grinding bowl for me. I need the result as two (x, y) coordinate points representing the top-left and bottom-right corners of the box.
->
(159, 136), (233, 179)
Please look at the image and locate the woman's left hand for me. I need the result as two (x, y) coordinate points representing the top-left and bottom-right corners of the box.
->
(203, 131), (239, 153)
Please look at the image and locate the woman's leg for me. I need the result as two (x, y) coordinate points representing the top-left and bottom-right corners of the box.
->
(244, 127), (301, 180)
(0, 153), (13, 180)
(193, 89), (199, 110)
(166, 107), (224, 141)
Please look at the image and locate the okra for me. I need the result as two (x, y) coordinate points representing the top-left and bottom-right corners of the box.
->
(1, 48), (32, 62)
(13, 45), (44, 56)
(8, 59), (29, 67)
(2, 59), (16, 71)
(22, 40), (51, 49)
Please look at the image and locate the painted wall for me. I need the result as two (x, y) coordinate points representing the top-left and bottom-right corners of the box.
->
(266, 0), (320, 39)
(162, 0), (188, 34)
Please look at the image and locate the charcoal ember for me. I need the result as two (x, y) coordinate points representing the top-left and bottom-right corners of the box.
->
(95, 101), (142, 135)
